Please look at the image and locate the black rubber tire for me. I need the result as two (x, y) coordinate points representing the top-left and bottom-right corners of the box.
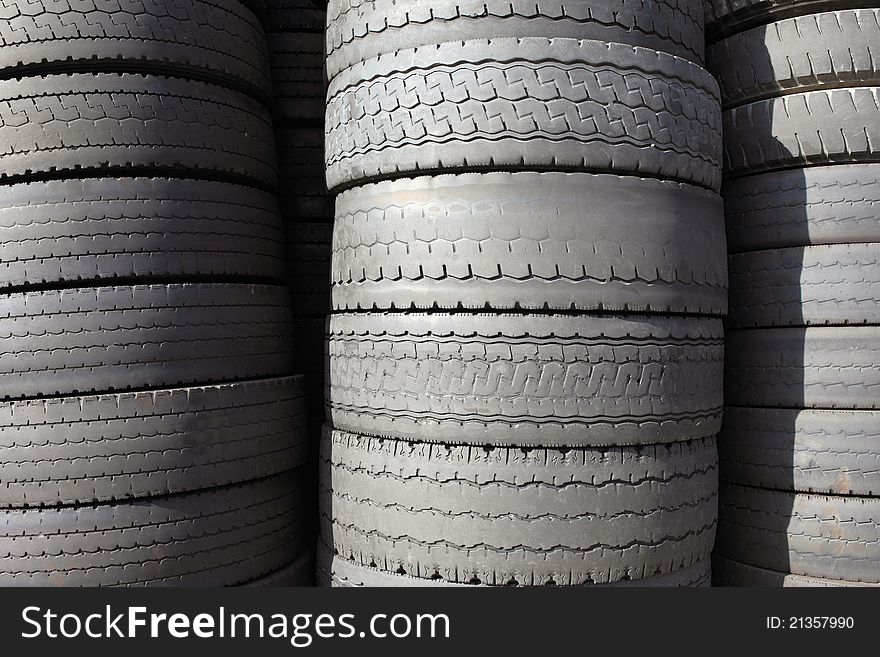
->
(725, 326), (880, 410)
(720, 407), (880, 496)
(325, 38), (722, 191)
(263, 0), (327, 32)
(268, 32), (325, 125)
(0, 74), (276, 186)
(723, 88), (880, 178)
(709, 9), (880, 109)
(0, 178), (285, 289)
(705, 0), (876, 42)
(325, 0), (706, 79)
(320, 428), (717, 586)
(728, 243), (880, 327)
(0, 284), (294, 399)
(332, 172), (727, 314)
(277, 127), (332, 222)
(0, 472), (305, 586)
(328, 313), (724, 447)
(240, 551), (314, 586)
(292, 316), (328, 417)
(0, 376), (309, 506)
(0, 0), (272, 98)
(716, 483), (880, 584)
(320, 547), (713, 588)
(724, 164), (880, 253)
(713, 555), (880, 587)
(287, 222), (332, 315)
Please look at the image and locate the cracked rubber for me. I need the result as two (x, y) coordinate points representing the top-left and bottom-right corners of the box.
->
(325, 38), (722, 191)
(724, 164), (880, 252)
(728, 243), (880, 327)
(709, 9), (880, 109)
(720, 407), (880, 496)
(0, 74), (276, 186)
(327, 313), (724, 447)
(320, 546), (712, 588)
(705, 0), (877, 41)
(277, 127), (331, 223)
(0, 0), (272, 98)
(268, 32), (325, 125)
(320, 428), (718, 586)
(713, 555), (880, 587)
(0, 284), (294, 399)
(332, 173), (727, 314)
(725, 326), (880, 410)
(0, 178), (285, 289)
(287, 222), (332, 315)
(325, 0), (706, 79)
(0, 471), (305, 586)
(716, 483), (880, 583)
(0, 376), (309, 506)
(264, 0), (327, 32)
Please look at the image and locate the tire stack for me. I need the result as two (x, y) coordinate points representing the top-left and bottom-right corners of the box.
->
(706, 1), (880, 587)
(318, 1), (727, 587)
(0, 0), (312, 586)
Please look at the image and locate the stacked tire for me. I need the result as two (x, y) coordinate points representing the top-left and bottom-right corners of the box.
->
(318, 0), (727, 587)
(706, 1), (880, 587)
(0, 0), (311, 586)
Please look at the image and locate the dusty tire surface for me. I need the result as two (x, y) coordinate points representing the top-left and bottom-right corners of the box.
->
(332, 173), (726, 314)
(0, 74), (276, 185)
(725, 326), (880, 410)
(320, 429), (717, 585)
(325, 38), (722, 191)
(716, 483), (880, 584)
(326, 0), (706, 78)
(0, 178), (285, 288)
(724, 165), (880, 252)
(728, 243), (880, 327)
(720, 407), (880, 496)
(0, 0), (272, 97)
(328, 313), (724, 447)
(0, 376), (309, 506)
(713, 555), (880, 587)
(0, 472), (305, 586)
(268, 32), (325, 124)
(0, 284), (294, 399)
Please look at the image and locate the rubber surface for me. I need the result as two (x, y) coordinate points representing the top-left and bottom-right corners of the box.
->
(287, 222), (332, 315)
(321, 547), (713, 587)
(0, 472), (305, 586)
(720, 407), (880, 496)
(328, 313), (724, 447)
(268, 32), (325, 124)
(0, 284), (294, 399)
(332, 173), (727, 314)
(240, 551), (314, 586)
(325, 38), (722, 191)
(264, 0), (327, 32)
(716, 483), (880, 583)
(713, 555), (880, 587)
(709, 9), (880, 108)
(325, 0), (706, 79)
(0, 0), (272, 97)
(292, 316), (327, 417)
(320, 428), (717, 585)
(0, 376), (309, 506)
(728, 243), (880, 327)
(0, 178), (285, 288)
(277, 128), (332, 222)
(705, 0), (877, 41)
(725, 326), (880, 410)
(724, 164), (880, 252)
(0, 74), (276, 186)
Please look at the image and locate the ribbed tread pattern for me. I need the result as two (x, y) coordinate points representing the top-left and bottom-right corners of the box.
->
(320, 429), (718, 586)
(268, 32), (325, 124)
(0, 74), (276, 185)
(0, 376), (309, 506)
(325, 38), (722, 191)
(0, 472), (305, 586)
(0, 178), (285, 288)
(0, 0), (272, 96)
(716, 483), (880, 583)
(725, 326), (880, 410)
(0, 284), (294, 399)
(264, 0), (327, 32)
(328, 313), (724, 447)
(724, 164), (880, 252)
(720, 407), (880, 496)
(705, 0), (876, 41)
(287, 222), (332, 314)
(277, 128), (331, 222)
(332, 172), (726, 314)
(325, 0), (705, 78)
(728, 243), (880, 327)
(709, 9), (880, 108)
(713, 555), (880, 587)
